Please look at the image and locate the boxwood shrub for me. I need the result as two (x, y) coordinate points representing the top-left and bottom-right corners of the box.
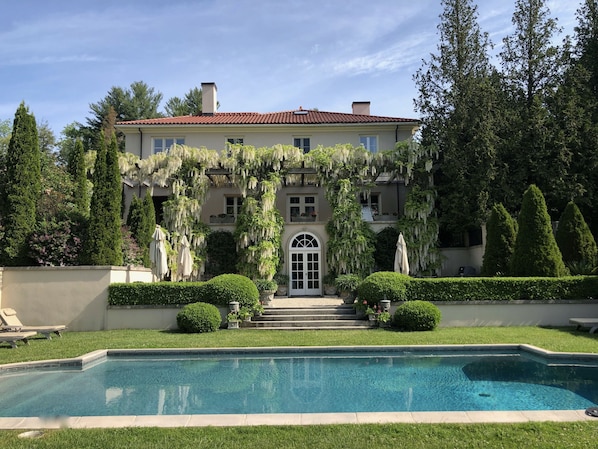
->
(357, 271), (409, 304)
(176, 302), (221, 333)
(196, 274), (259, 308)
(394, 300), (441, 331)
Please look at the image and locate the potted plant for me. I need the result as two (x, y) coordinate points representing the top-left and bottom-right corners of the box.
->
(273, 273), (289, 296)
(354, 299), (368, 318)
(323, 273), (337, 296)
(335, 274), (361, 304)
(378, 311), (391, 327)
(238, 307), (252, 322)
(253, 302), (265, 316)
(254, 278), (278, 305)
(227, 311), (240, 329)
(365, 304), (379, 321)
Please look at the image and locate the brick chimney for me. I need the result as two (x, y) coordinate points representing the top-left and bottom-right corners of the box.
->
(352, 101), (370, 115)
(201, 82), (217, 115)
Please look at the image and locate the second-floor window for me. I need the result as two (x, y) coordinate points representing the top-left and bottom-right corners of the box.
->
(293, 137), (311, 154)
(359, 135), (378, 153)
(153, 137), (185, 154)
(289, 195), (317, 221)
(225, 196), (243, 217)
(360, 192), (380, 219)
(226, 137), (244, 145)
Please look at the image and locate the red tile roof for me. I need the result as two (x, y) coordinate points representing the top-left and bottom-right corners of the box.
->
(116, 110), (419, 127)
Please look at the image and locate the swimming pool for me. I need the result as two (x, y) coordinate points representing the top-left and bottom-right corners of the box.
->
(1, 345), (597, 419)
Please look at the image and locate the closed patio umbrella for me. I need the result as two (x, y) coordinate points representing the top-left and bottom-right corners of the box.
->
(394, 232), (410, 275)
(177, 235), (193, 280)
(149, 225), (169, 280)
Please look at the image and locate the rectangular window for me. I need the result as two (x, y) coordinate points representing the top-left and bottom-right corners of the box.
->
(225, 196), (243, 217)
(293, 137), (311, 154)
(153, 137), (184, 154)
(359, 135), (378, 153)
(289, 195), (317, 221)
(226, 137), (244, 145)
(359, 192), (380, 220)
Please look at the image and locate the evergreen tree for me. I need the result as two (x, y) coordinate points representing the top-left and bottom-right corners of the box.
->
(127, 192), (155, 267)
(164, 87), (205, 116)
(414, 0), (497, 235)
(556, 201), (597, 267)
(83, 133), (123, 265)
(481, 203), (517, 276)
(70, 139), (89, 215)
(104, 133), (123, 265)
(511, 185), (567, 277)
(554, 0), (598, 234)
(0, 103), (41, 265)
(498, 0), (566, 216)
(83, 133), (108, 264)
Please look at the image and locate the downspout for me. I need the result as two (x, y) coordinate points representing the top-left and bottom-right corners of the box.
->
(395, 125), (399, 143)
(138, 128), (143, 197)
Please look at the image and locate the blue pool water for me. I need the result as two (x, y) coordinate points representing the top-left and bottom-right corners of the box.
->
(1, 347), (597, 417)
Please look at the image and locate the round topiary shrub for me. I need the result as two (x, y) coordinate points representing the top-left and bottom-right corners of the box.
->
(393, 300), (441, 331)
(357, 271), (409, 304)
(177, 302), (222, 333)
(197, 274), (259, 308)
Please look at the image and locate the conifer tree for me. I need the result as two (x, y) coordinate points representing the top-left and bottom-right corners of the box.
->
(499, 0), (566, 215)
(511, 185), (567, 277)
(481, 203), (517, 276)
(71, 139), (89, 215)
(104, 133), (123, 265)
(0, 102), (41, 265)
(83, 132), (123, 265)
(556, 201), (597, 267)
(414, 0), (497, 234)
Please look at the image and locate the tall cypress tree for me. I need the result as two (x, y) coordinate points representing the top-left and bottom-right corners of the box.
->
(70, 139), (89, 215)
(104, 132), (123, 266)
(499, 0), (566, 215)
(511, 185), (567, 277)
(83, 133), (108, 264)
(556, 201), (597, 267)
(414, 0), (497, 235)
(481, 203), (517, 276)
(0, 102), (41, 266)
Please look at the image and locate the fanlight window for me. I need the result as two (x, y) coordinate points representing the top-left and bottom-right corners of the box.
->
(291, 233), (319, 249)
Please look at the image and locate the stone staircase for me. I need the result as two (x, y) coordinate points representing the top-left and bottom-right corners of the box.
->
(242, 303), (376, 330)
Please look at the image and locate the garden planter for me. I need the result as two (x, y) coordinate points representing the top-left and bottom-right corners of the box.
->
(368, 313), (377, 321)
(324, 284), (336, 296)
(227, 321), (240, 329)
(276, 285), (288, 296)
(259, 290), (276, 305)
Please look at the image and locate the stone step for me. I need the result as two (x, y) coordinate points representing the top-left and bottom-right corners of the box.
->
(255, 314), (360, 321)
(263, 307), (356, 316)
(243, 320), (376, 329)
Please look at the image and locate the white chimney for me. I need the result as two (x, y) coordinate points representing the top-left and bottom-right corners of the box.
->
(352, 101), (370, 115)
(201, 82), (217, 115)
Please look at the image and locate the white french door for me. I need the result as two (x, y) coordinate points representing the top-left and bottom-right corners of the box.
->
(289, 233), (321, 296)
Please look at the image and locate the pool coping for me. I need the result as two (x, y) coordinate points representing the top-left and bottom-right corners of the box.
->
(1, 344), (597, 428)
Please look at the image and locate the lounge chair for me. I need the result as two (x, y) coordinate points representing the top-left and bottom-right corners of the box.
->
(0, 331), (37, 349)
(569, 318), (598, 334)
(0, 308), (66, 339)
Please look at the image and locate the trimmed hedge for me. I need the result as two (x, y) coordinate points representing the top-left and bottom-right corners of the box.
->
(394, 300), (441, 331)
(108, 282), (206, 306)
(357, 271), (409, 304)
(177, 302), (221, 333)
(108, 274), (598, 306)
(406, 276), (598, 301)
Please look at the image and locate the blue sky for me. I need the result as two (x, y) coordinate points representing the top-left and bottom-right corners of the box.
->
(0, 0), (579, 135)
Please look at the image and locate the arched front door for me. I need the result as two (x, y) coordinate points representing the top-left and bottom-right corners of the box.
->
(289, 233), (321, 296)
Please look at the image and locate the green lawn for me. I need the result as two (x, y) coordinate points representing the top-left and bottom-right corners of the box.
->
(2, 326), (598, 448)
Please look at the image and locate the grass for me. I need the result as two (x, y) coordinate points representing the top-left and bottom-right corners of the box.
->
(2, 326), (598, 448)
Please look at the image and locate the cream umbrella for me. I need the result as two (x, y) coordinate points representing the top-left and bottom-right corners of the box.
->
(394, 232), (410, 275)
(177, 235), (193, 280)
(149, 225), (169, 280)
